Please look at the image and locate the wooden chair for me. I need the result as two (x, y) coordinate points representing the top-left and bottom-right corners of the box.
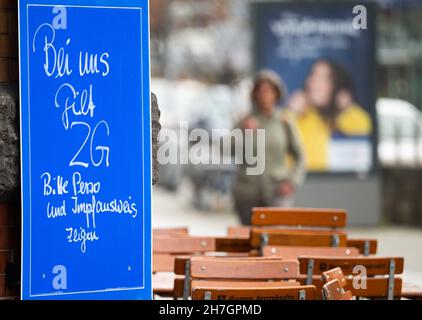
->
(346, 239), (377, 256)
(251, 208), (347, 228)
(175, 256), (299, 300)
(299, 256), (404, 300)
(227, 226), (251, 239)
(251, 228), (347, 250)
(321, 267), (353, 300)
(153, 236), (251, 298)
(262, 245), (360, 260)
(192, 285), (317, 300)
(323, 280), (354, 300)
(153, 236), (216, 297)
(320, 260), (422, 300)
(250, 208), (348, 253)
(153, 236), (216, 255)
(153, 227), (189, 237)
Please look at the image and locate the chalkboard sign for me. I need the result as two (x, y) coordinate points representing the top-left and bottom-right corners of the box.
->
(18, 0), (152, 299)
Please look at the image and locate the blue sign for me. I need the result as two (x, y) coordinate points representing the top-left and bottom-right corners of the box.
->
(19, 0), (152, 299)
(253, 1), (377, 174)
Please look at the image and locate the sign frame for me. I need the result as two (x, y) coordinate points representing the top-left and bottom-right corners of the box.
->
(252, 0), (378, 177)
(18, 0), (152, 300)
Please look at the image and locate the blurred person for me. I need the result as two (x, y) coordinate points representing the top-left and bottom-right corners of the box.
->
(288, 59), (372, 170)
(232, 70), (306, 225)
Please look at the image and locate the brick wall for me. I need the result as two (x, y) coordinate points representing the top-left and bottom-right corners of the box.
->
(0, 0), (20, 300)
(0, 0), (18, 83)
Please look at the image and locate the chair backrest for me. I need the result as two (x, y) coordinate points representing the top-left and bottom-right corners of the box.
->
(172, 278), (301, 300)
(323, 280), (353, 300)
(251, 228), (347, 249)
(321, 267), (353, 300)
(154, 236), (250, 254)
(215, 237), (251, 253)
(191, 285), (317, 300)
(153, 236), (216, 254)
(263, 246), (360, 260)
(153, 254), (177, 273)
(0, 203), (20, 227)
(190, 256), (298, 280)
(346, 239), (377, 256)
(322, 267), (348, 289)
(153, 227), (189, 237)
(251, 208), (347, 228)
(191, 279), (300, 289)
(175, 256), (299, 300)
(299, 256), (404, 300)
(227, 226), (251, 239)
(299, 256), (404, 276)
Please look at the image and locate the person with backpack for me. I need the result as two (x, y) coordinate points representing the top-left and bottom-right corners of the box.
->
(232, 70), (306, 225)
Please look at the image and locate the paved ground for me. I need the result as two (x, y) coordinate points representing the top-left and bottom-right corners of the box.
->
(153, 185), (422, 286)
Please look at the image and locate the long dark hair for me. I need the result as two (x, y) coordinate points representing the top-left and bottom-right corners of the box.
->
(307, 59), (355, 129)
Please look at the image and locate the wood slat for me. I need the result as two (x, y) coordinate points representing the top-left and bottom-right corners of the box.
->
(0, 10), (7, 34)
(190, 257), (298, 280)
(263, 246), (359, 259)
(346, 239), (378, 255)
(251, 208), (347, 228)
(173, 253), (253, 275)
(347, 278), (402, 298)
(173, 276), (301, 299)
(251, 229), (347, 248)
(192, 285), (316, 300)
(153, 237), (216, 254)
(323, 280), (353, 300)
(153, 227), (189, 237)
(153, 273), (183, 295)
(215, 237), (250, 253)
(153, 254), (176, 273)
(298, 256), (404, 275)
(0, 227), (20, 250)
(227, 226), (251, 239)
(0, 34), (17, 58)
(322, 267), (348, 288)
(299, 276), (402, 299)
(0, 250), (14, 274)
(401, 283), (422, 299)
(191, 279), (300, 290)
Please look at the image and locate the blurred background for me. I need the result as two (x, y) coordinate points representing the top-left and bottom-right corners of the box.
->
(150, 0), (422, 279)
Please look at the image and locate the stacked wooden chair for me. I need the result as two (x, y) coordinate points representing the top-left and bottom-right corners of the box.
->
(152, 227), (250, 298)
(300, 256), (404, 300)
(322, 267), (354, 300)
(179, 256), (316, 300)
(154, 207), (422, 300)
(192, 285), (316, 300)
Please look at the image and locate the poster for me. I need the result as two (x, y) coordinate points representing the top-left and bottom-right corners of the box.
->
(253, 1), (377, 174)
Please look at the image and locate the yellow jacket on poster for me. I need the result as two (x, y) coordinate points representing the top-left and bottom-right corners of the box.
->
(336, 104), (372, 136)
(292, 105), (372, 171)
